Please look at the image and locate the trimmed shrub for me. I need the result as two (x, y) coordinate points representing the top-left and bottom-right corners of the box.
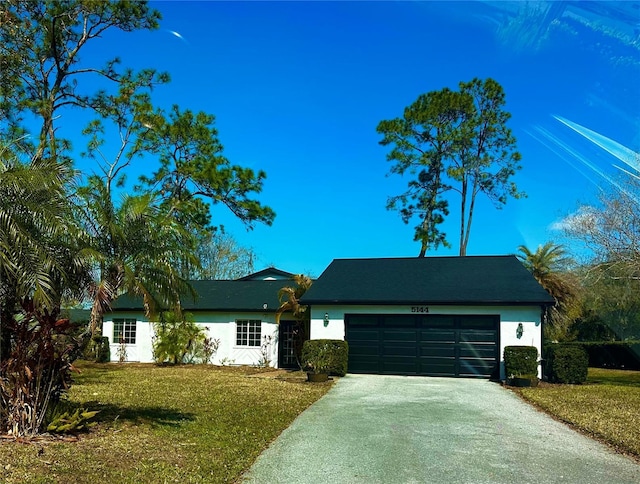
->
(504, 345), (538, 378)
(546, 344), (588, 384)
(302, 339), (349, 376)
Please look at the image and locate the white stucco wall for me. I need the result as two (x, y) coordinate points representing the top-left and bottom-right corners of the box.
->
(103, 311), (281, 367)
(309, 304), (544, 379)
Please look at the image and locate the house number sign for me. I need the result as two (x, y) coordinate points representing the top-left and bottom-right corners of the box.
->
(411, 306), (430, 313)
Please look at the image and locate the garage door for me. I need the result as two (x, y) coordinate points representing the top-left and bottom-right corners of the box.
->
(345, 314), (499, 378)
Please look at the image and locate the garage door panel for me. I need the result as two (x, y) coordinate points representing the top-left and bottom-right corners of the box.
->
(459, 317), (497, 329)
(459, 359), (496, 378)
(418, 315), (455, 328)
(349, 357), (380, 373)
(419, 330), (456, 343)
(459, 344), (497, 359)
(382, 344), (419, 357)
(419, 344), (456, 358)
(350, 344), (380, 357)
(460, 330), (497, 343)
(419, 359), (456, 376)
(384, 315), (417, 327)
(381, 358), (418, 374)
(348, 329), (379, 342)
(382, 329), (417, 342)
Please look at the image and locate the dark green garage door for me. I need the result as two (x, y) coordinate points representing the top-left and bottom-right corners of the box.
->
(345, 314), (499, 378)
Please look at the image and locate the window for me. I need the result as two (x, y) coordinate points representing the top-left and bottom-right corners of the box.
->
(113, 318), (136, 344)
(236, 320), (261, 346)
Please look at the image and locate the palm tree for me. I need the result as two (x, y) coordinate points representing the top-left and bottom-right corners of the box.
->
(275, 274), (313, 324)
(76, 175), (197, 336)
(0, 143), (91, 436)
(517, 242), (581, 341)
(0, 145), (88, 312)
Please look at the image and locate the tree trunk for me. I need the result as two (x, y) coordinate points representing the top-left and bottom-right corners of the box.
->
(459, 177), (468, 256)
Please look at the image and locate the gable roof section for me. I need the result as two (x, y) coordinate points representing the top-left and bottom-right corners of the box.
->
(111, 280), (290, 312)
(236, 267), (295, 281)
(300, 256), (554, 306)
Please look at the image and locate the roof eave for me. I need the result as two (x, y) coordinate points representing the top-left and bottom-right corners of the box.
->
(300, 299), (554, 306)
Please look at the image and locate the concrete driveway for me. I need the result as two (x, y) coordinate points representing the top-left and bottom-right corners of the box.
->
(243, 375), (640, 484)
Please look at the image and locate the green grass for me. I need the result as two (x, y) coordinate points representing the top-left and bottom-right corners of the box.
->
(0, 362), (332, 483)
(518, 368), (640, 459)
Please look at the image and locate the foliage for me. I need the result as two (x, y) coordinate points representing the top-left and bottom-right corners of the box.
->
(87, 335), (111, 363)
(302, 339), (348, 376)
(136, 106), (276, 234)
(77, 177), (196, 336)
(504, 345), (539, 378)
(545, 344), (589, 384)
(520, 368), (640, 458)
(275, 274), (313, 323)
(0, 0), (161, 161)
(198, 333), (221, 364)
(46, 406), (99, 434)
(256, 335), (273, 368)
(116, 334), (128, 363)
(0, 143), (90, 437)
(377, 78), (523, 256)
(180, 231), (256, 280)
(152, 312), (207, 365)
(517, 242), (581, 341)
(545, 341), (640, 371)
(0, 145), (89, 316)
(578, 263), (640, 341)
(0, 363), (332, 482)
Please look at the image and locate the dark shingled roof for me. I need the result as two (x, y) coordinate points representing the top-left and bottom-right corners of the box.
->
(299, 256), (554, 306)
(111, 280), (291, 312)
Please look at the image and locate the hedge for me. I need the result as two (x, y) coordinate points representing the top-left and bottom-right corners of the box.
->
(543, 341), (640, 370)
(544, 344), (589, 384)
(302, 339), (349, 376)
(504, 346), (538, 379)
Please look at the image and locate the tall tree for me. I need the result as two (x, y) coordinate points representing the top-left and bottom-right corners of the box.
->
(517, 242), (581, 341)
(378, 78), (523, 256)
(0, 0), (162, 162)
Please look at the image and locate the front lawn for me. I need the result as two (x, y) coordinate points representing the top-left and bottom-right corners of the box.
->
(0, 362), (332, 483)
(518, 368), (640, 459)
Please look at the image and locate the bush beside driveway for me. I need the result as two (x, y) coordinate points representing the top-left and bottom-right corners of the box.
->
(243, 375), (640, 484)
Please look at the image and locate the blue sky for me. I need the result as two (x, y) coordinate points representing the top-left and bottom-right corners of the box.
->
(70, 1), (640, 277)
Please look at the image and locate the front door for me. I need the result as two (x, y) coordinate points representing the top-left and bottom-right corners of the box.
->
(278, 320), (298, 369)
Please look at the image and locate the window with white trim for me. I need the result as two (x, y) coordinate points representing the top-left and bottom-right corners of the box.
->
(113, 318), (136, 344)
(236, 320), (261, 346)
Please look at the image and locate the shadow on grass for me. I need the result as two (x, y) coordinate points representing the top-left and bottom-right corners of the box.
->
(75, 400), (196, 429)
